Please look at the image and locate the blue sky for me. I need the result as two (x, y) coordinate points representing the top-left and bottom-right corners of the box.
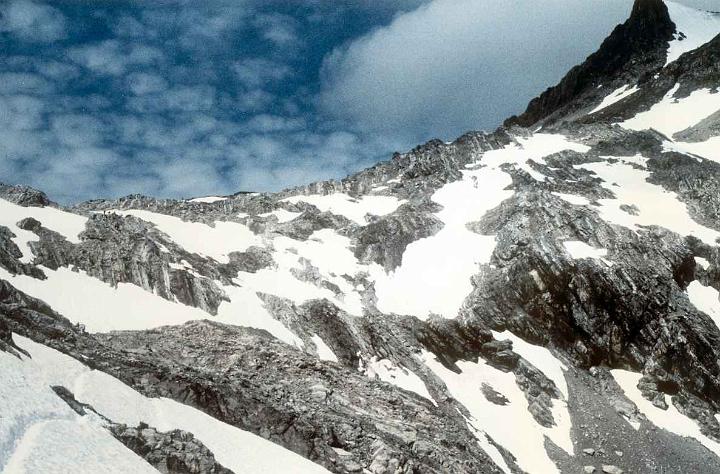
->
(0, 0), (708, 203)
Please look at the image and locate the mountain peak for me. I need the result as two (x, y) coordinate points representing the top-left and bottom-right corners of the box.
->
(505, 0), (675, 128)
(628, 0), (674, 39)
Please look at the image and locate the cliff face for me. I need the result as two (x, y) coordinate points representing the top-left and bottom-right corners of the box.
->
(2, 1), (720, 473)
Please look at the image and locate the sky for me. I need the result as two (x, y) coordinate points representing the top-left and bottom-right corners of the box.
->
(0, 0), (710, 203)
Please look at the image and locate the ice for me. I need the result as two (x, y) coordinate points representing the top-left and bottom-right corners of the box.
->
(612, 369), (720, 456)
(665, 2), (720, 66)
(589, 84), (639, 114)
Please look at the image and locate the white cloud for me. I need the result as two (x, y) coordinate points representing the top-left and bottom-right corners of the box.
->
(0, 94), (45, 131)
(254, 13), (300, 47)
(0, 0), (66, 42)
(320, 0), (631, 142)
(126, 72), (168, 95)
(233, 58), (292, 88)
(0, 72), (54, 95)
(68, 40), (163, 75)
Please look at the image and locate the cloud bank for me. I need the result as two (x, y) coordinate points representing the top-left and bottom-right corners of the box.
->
(320, 0), (631, 141)
(3, 0), (704, 204)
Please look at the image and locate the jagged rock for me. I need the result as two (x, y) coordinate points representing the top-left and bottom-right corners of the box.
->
(109, 424), (232, 474)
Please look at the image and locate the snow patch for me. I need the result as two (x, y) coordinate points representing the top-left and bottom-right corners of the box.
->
(552, 192), (590, 206)
(665, 2), (720, 66)
(2, 335), (330, 473)
(423, 351), (568, 474)
(0, 198), (88, 263)
(282, 193), (405, 226)
(115, 209), (262, 263)
(665, 138), (720, 165)
(0, 266), (302, 347)
(361, 356), (435, 404)
(589, 84), (639, 115)
(578, 157), (720, 245)
(312, 335), (339, 363)
(611, 369), (720, 456)
(375, 134), (588, 319)
(563, 240), (608, 261)
(189, 196), (227, 203)
(621, 84), (720, 137)
(259, 209), (301, 223)
(687, 281), (720, 329)
(695, 257), (711, 270)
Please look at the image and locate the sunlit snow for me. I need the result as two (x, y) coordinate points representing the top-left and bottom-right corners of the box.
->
(563, 240), (608, 261)
(114, 209), (262, 263)
(687, 281), (720, 329)
(375, 134), (589, 319)
(311, 335), (339, 362)
(612, 369), (720, 456)
(589, 84), (639, 115)
(578, 156), (720, 245)
(188, 196), (228, 203)
(0, 198), (88, 263)
(360, 356), (435, 404)
(665, 2), (720, 66)
(621, 84), (720, 137)
(1, 335), (330, 473)
(423, 350), (568, 474)
(282, 193), (405, 226)
(0, 266), (302, 346)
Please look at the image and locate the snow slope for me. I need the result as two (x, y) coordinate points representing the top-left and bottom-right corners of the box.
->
(687, 281), (720, 329)
(375, 134), (588, 319)
(0, 198), (88, 263)
(1, 335), (330, 474)
(0, 266), (302, 346)
(621, 84), (720, 137)
(612, 369), (720, 456)
(282, 193), (405, 226)
(423, 350), (571, 474)
(114, 209), (262, 263)
(577, 155), (720, 244)
(666, 2), (720, 66)
(589, 84), (639, 115)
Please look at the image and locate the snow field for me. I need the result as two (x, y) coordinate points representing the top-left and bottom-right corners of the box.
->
(665, 2), (720, 66)
(1, 335), (330, 474)
(611, 369), (720, 456)
(0, 198), (88, 263)
(282, 193), (405, 226)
